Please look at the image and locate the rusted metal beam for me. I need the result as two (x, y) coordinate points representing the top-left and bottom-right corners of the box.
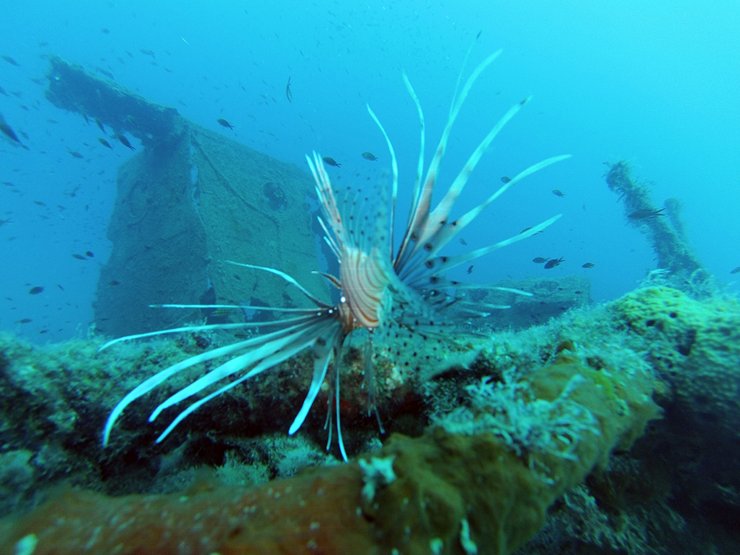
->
(45, 56), (185, 148)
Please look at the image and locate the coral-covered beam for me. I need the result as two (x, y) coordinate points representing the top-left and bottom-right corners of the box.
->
(0, 355), (659, 555)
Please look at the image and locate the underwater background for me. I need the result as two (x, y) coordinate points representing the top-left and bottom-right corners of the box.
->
(1, 0), (739, 343)
(1, 2), (739, 555)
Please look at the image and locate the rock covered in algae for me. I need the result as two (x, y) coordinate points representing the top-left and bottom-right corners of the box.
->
(612, 286), (739, 436)
(0, 351), (661, 554)
(0, 284), (738, 553)
(610, 286), (740, 521)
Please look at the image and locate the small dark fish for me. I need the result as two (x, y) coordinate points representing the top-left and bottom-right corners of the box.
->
(459, 238), (467, 246)
(500, 176), (511, 184)
(98, 138), (113, 149)
(116, 133), (135, 150)
(72, 253), (87, 260)
(521, 225), (545, 236)
(57, 284), (65, 291)
(109, 279), (121, 286)
(140, 48), (156, 58)
(95, 118), (106, 132)
(582, 262), (595, 269)
(467, 265), (474, 274)
(217, 118), (234, 129)
(85, 250), (94, 258)
(532, 257), (547, 264)
(2, 55), (19, 66)
(0, 218), (11, 227)
(0, 113), (23, 146)
(16, 318), (32, 324)
(96, 67), (115, 80)
(731, 266), (740, 274)
(285, 76), (293, 103)
(551, 189), (565, 197)
(476, 30), (482, 39)
(361, 151), (378, 161)
(544, 257), (564, 269)
(322, 156), (341, 167)
(69, 150), (84, 159)
(33, 200), (47, 207)
(628, 208), (664, 220)
(63, 185), (80, 198)
(28, 286), (44, 295)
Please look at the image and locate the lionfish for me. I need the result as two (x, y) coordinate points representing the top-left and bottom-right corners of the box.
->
(101, 51), (569, 460)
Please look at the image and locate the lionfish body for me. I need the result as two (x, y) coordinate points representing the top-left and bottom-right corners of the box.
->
(101, 51), (570, 460)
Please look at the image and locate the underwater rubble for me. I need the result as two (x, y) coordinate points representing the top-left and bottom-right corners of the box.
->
(0, 285), (737, 554)
(471, 275), (592, 331)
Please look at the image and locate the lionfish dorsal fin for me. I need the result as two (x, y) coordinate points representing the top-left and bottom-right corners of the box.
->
(306, 152), (346, 251)
(366, 104), (398, 255)
(415, 212), (563, 282)
(394, 50), (502, 273)
(420, 154), (572, 262)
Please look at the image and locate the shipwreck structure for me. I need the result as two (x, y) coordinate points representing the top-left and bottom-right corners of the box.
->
(46, 58), (325, 336)
(606, 161), (707, 289)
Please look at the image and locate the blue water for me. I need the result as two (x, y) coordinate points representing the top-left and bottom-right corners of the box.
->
(1, 1), (739, 343)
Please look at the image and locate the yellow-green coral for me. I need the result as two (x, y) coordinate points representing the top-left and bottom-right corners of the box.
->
(0, 352), (660, 555)
(612, 286), (740, 431)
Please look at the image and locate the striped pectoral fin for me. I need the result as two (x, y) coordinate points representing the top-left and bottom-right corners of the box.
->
(289, 324), (342, 435)
(153, 318), (339, 443)
(98, 321), (258, 352)
(333, 354), (349, 462)
(148, 319), (329, 422)
(226, 260), (329, 308)
(102, 333), (268, 446)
